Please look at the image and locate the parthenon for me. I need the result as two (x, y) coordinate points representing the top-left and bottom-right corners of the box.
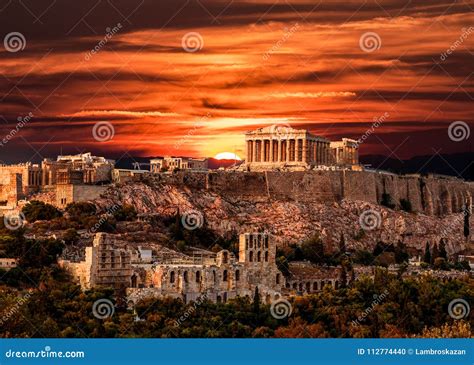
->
(244, 126), (359, 170)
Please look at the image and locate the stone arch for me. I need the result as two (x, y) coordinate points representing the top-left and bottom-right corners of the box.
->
(298, 283), (303, 292)
(274, 294), (280, 300)
(223, 251), (228, 264)
(313, 282), (318, 291)
(249, 251), (254, 262)
(183, 271), (188, 283)
(213, 270), (217, 284)
(170, 271), (175, 284)
(305, 282), (311, 292)
(223, 270), (228, 281)
(257, 251), (261, 262)
(292, 282), (297, 290)
(235, 270), (240, 281)
(196, 271), (201, 283)
(264, 251), (268, 262)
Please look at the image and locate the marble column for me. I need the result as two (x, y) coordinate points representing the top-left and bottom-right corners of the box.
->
(277, 140), (282, 162)
(269, 139), (274, 162)
(252, 140), (257, 162)
(286, 139), (290, 162)
(302, 139), (307, 163)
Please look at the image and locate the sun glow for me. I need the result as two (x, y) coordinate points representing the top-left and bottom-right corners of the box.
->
(214, 152), (242, 160)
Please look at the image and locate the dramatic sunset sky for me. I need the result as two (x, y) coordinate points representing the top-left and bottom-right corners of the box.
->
(0, 0), (472, 163)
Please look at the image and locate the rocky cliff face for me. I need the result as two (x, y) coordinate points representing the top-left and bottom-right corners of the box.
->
(95, 171), (473, 257)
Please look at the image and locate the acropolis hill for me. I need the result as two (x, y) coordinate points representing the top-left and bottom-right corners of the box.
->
(95, 169), (473, 254)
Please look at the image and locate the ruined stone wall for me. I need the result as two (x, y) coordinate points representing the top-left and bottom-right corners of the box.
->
(156, 170), (473, 216)
(0, 173), (21, 208)
(56, 184), (108, 208)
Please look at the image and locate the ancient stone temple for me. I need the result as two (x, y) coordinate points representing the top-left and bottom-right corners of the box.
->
(330, 138), (359, 166)
(244, 126), (359, 170)
(245, 126), (331, 170)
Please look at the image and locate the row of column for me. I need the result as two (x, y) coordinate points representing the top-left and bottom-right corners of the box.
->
(246, 139), (330, 164)
(28, 170), (41, 186)
(335, 147), (358, 165)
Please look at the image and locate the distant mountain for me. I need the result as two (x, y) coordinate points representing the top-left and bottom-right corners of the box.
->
(360, 152), (473, 181)
(114, 153), (473, 180)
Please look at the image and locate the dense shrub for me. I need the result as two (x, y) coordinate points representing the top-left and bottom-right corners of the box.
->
(22, 200), (62, 222)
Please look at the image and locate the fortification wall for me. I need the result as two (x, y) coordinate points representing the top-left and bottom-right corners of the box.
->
(157, 170), (473, 216)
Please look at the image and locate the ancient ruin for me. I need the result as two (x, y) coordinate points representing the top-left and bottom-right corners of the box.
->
(62, 232), (288, 304)
(244, 126), (359, 171)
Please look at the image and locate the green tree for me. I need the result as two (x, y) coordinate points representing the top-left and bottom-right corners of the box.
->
(463, 204), (470, 239)
(400, 199), (412, 212)
(300, 234), (324, 263)
(22, 201), (62, 222)
(381, 193), (396, 209)
(423, 242), (431, 264)
(113, 204), (137, 221)
(438, 239), (447, 260)
(253, 286), (260, 315)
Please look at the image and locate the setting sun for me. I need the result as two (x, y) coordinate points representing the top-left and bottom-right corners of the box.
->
(214, 152), (242, 160)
